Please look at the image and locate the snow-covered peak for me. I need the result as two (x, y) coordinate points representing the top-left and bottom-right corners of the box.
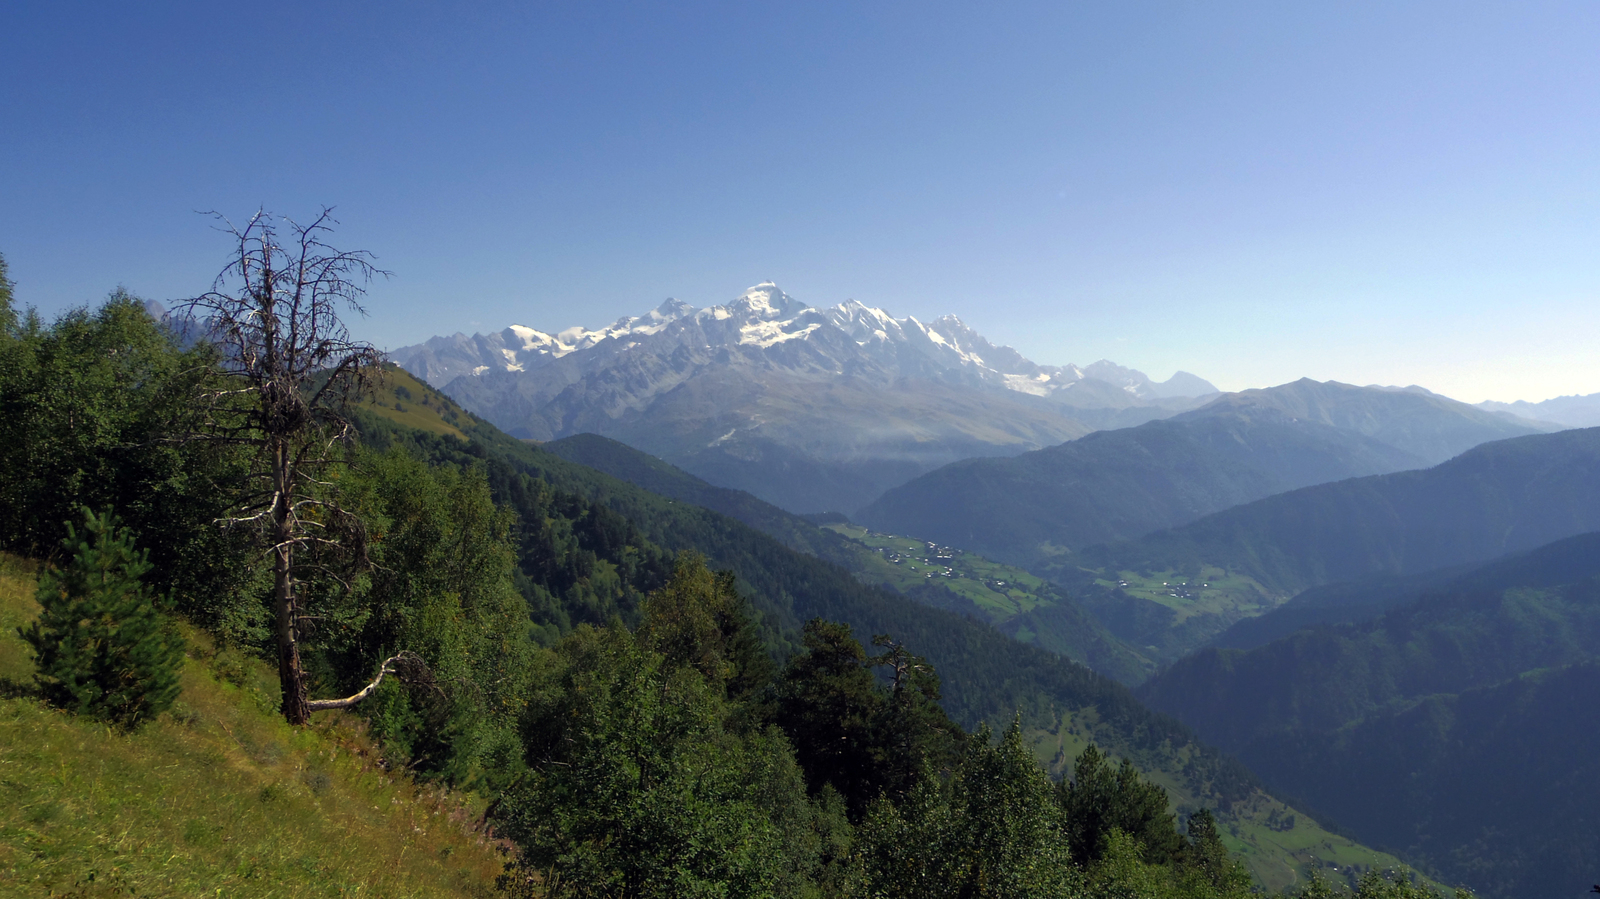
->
(391, 282), (1216, 403)
(727, 282), (806, 321)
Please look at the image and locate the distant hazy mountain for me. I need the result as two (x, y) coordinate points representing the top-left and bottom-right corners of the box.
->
(1177, 378), (1551, 464)
(391, 283), (1217, 513)
(857, 405), (1427, 563)
(859, 378), (1549, 569)
(1477, 390), (1600, 428)
(1056, 427), (1600, 658)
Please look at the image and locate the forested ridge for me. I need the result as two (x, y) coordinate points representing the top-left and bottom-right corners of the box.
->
(1039, 426), (1600, 661)
(1138, 532), (1600, 898)
(0, 250), (1455, 897)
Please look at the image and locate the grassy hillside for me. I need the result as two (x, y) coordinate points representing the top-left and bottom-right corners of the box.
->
(360, 369), (1426, 894)
(1049, 427), (1600, 661)
(0, 554), (505, 898)
(818, 522), (1155, 683)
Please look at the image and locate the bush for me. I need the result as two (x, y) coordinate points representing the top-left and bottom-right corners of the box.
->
(21, 508), (184, 727)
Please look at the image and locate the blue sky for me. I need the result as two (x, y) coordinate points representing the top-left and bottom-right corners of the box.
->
(3, 1), (1596, 402)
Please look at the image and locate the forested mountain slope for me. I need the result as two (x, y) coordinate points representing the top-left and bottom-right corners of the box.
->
(355, 369), (1418, 892)
(1138, 531), (1600, 748)
(859, 406), (1425, 563)
(545, 432), (1153, 683)
(1051, 427), (1600, 658)
(1254, 661), (1600, 899)
(859, 379), (1551, 570)
(1136, 533), (1600, 898)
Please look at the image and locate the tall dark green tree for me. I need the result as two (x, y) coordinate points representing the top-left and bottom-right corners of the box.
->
(774, 619), (887, 814)
(774, 619), (964, 818)
(22, 508), (185, 728)
(0, 250), (15, 333)
(1059, 744), (1186, 866)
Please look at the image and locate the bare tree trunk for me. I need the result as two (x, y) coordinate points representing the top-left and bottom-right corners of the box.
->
(275, 544), (309, 725)
(272, 439), (310, 725)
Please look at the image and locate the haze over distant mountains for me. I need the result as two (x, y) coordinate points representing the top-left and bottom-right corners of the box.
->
(1477, 392), (1600, 428)
(392, 283), (1219, 512)
(858, 378), (1550, 565)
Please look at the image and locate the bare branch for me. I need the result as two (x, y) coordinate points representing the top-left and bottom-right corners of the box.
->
(305, 652), (434, 712)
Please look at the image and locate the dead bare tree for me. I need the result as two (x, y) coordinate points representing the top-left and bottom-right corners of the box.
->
(181, 207), (402, 725)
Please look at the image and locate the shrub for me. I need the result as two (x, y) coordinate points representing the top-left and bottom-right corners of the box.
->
(22, 507), (184, 727)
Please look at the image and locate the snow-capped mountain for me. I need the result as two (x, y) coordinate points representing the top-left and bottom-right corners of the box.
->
(390, 283), (1218, 514)
(394, 283), (1209, 402)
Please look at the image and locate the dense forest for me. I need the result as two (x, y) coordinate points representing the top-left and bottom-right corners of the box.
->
(0, 246), (1464, 898)
(1138, 533), (1600, 897)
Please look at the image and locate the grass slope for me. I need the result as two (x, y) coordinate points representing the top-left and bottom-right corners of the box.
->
(819, 522), (1156, 683)
(0, 555), (504, 898)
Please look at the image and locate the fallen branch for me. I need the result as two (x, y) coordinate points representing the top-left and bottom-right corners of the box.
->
(306, 651), (431, 712)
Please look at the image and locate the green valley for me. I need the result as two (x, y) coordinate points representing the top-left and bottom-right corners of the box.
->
(823, 522), (1062, 618)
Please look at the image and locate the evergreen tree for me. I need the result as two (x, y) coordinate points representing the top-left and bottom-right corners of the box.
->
(1178, 809), (1252, 896)
(22, 508), (185, 728)
(774, 619), (888, 814)
(1059, 744), (1186, 865)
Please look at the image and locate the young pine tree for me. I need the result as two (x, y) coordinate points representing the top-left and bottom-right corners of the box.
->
(22, 508), (184, 728)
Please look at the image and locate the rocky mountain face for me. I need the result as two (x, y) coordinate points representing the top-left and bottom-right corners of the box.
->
(390, 283), (1218, 513)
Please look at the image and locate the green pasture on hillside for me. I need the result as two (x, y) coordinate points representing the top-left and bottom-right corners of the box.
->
(0, 555), (505, 898)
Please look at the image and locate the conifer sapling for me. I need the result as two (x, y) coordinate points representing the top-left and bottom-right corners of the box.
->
(22, 508), (184, 728)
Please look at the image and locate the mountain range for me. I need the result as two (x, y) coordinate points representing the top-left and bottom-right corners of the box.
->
(1053, 426), (1600, 660)
(857, 378), (1548, 567)
(1477, 390), (1600, 428)
(351, 365), (1412, 892)
(390, 283), (1218, 513)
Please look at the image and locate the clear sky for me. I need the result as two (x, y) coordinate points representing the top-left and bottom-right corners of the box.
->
(3, 1), (1596, 402)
